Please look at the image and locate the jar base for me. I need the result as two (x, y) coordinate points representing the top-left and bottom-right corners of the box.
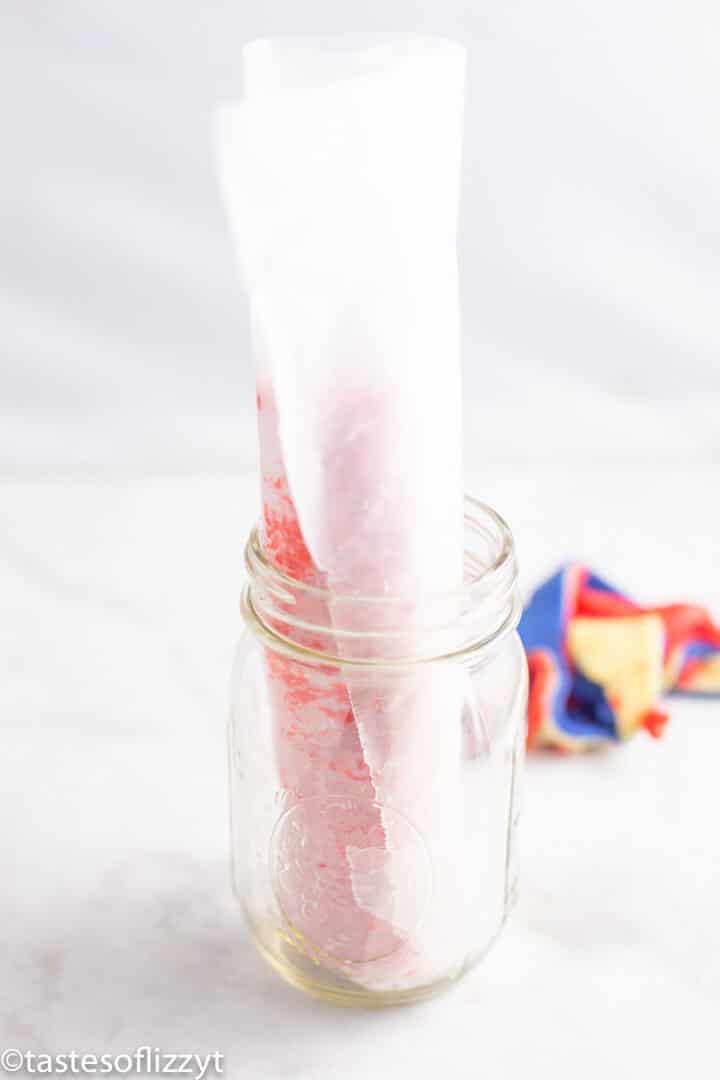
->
(246, 914), (503, 1008)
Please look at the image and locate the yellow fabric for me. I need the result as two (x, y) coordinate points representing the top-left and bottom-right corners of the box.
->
(567, 615), (665, 738)
(681, 655), (720, 692)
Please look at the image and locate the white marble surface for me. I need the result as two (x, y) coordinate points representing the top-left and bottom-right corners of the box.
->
(2, 465), (719, 1079)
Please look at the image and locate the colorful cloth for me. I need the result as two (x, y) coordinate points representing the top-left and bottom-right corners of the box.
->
(519, 564), (720, 752)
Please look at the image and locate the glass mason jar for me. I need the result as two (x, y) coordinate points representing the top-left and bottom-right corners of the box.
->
(229, 497), (527, 1006)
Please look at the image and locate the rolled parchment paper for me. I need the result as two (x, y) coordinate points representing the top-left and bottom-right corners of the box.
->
(215, 35), (469, 991)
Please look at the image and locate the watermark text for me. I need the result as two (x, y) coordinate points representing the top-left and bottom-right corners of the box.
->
(0, 1047), (223, 1078)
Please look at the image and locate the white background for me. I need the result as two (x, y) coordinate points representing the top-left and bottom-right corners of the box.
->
(2, 1), (719, 469)
(2, 7), (719, 1080)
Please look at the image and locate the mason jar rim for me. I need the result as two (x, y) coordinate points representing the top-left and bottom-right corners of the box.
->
(245, 496), (513, 602)
(240, 496), (522, 667)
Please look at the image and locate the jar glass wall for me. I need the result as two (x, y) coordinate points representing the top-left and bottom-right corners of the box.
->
(229, 499), (527, 1006)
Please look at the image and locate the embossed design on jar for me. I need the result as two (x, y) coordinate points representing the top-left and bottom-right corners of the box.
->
(269, 796), (433, 965)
